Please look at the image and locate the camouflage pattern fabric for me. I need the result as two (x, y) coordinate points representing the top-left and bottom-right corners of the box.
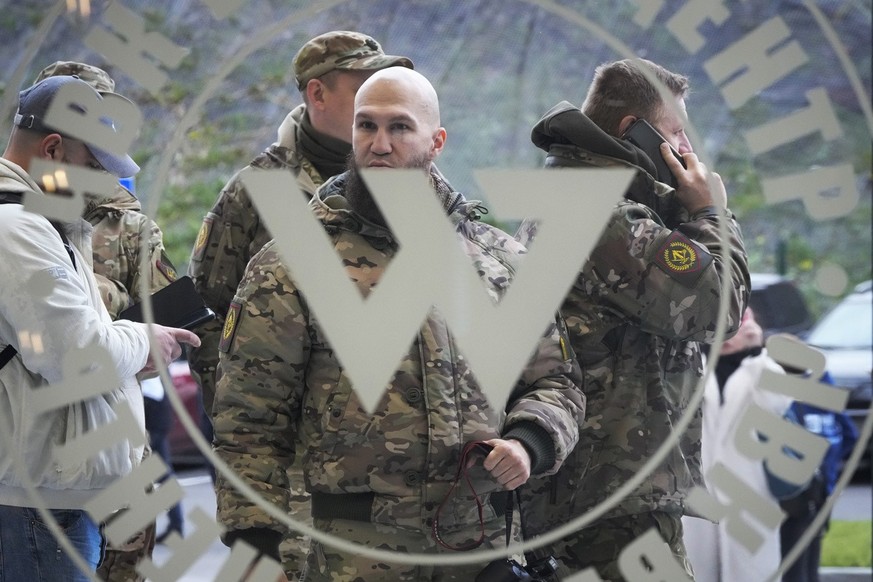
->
(531, 512), (694, 582)
(85, 188), (174, 582)
(186, 104), (328, 578)
(212, 170), (584, 573)
(517, 103), (750, 574)
(34, 60), (176, 317)
(301, 516), (508, 581)
(96, 515), (157, 582)
(85, 185), (177, 318)
(187, 104), (324, 413)
(293, 30), (413, 90)
(35, 60), (116, 92)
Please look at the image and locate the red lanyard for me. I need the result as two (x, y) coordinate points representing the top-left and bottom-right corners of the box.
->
(431, 440), (495, 551)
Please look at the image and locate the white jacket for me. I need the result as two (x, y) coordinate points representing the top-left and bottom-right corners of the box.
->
(683, 350), (791, 582)
(0, 158), (150, 509)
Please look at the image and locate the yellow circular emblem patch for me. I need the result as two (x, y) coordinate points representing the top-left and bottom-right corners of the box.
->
(662, 240), (697, 272)
(194, 222), (209, 255)
(222, 306), (236, 340)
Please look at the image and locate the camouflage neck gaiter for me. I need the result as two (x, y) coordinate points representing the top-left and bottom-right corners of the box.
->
(429, 166), (462, 213)
(299, 112), (351, 178)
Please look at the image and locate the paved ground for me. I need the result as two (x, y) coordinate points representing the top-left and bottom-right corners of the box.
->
(150, 471), (228, 581)
(146, 467), (872, 581)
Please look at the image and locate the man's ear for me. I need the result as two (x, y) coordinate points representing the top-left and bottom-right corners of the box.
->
(431, 127), (447, 157)
(617, 115), (637, 137)
(39, 133), (64, 161)
(306, 78), (327, 110)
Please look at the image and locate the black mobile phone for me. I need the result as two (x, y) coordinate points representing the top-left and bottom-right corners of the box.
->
(622, 118), (686, 188)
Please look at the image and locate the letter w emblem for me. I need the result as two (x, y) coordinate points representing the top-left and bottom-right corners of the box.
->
(244, 168), (631, 413)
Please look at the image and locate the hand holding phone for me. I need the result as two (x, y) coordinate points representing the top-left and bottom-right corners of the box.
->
(622, 118), (686, 188)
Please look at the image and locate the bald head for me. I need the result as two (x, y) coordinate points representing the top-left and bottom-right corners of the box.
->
(356, 67), (441, 130)
(352, 67), (446, 171)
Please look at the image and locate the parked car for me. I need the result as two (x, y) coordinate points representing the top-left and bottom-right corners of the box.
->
(748, 273), (813, 338)
(805, 280), (873, 469)
(167, 358), (210, 467)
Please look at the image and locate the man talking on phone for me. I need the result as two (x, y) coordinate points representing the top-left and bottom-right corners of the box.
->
(516, 58), (750, 581)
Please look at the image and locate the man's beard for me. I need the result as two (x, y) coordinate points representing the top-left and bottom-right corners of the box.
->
(344, 155), (432, 228)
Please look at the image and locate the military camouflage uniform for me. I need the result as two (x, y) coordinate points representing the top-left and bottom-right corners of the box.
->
(34, 60), (178, 318)
(189, 34), (413, 578)
(187, 103), (325, 411)
(517, 102), (750, 581)
(84, 186), (177, 582)
(189, 28), (413, 418)
(34, 61), (176, 582)
(87, 186), (177, 582)
(212, 170), (585, 581)
(85, 187), (178, 317)
(186, 105), (328, 578)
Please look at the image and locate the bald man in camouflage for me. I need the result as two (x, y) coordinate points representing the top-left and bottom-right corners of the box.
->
(34, 61), (178, 582)
(213, 66), (585, 582)
(186, 31), (412, 579)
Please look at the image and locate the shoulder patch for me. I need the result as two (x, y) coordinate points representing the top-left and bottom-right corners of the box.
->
(192, 216), (213, 262)
(653, 231), (713, 285)
(219, 301), (242, 353)
(156, 251), (178, 282)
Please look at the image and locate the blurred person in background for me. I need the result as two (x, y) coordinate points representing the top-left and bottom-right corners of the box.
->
(779, 371), (857, 582)
(683, 308), (792, 581)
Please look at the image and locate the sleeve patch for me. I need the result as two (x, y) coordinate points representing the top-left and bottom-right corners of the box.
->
(191, 216), (213, 262)
(155, 251), (178, 282)
(219, 301), (242, 353)
(653, 231), (713, 285)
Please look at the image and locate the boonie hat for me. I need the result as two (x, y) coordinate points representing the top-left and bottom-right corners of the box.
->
(294, 31), (413, 90)
(14, 76), (140, 178)
(35, 61), (116, 93)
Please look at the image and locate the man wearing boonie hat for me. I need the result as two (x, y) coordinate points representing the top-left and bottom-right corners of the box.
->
(33, 61), (183, 582)
(0, 75), (200, 581)
(187, 31), (411, 580)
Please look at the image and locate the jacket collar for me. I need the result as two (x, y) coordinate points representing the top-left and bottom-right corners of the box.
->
(532, 101), (683, 222)
(312, 166), (477, 247)
(532, 101), (659, 179)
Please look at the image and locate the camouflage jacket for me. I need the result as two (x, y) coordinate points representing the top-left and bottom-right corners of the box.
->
(187, 104), (328, 413)
(518, 102), (750, 532)
(84, 186), (177, 319)
(213, 171), (585, 555)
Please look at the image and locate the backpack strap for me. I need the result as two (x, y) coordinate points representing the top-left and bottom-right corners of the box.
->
(53, 224), (77, 271)
(0, 191), (23, 205)
(0, 344), (16, 371)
